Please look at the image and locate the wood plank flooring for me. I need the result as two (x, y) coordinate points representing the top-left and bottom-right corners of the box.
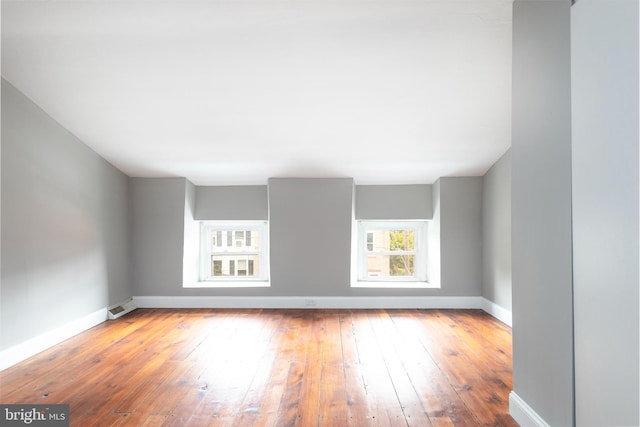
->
(0, 309), (517, 426)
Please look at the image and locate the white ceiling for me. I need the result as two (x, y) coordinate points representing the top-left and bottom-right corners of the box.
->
(1, 0), (512, 185)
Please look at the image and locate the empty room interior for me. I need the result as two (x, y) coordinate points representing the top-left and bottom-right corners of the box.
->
(1, 0), (638, 426)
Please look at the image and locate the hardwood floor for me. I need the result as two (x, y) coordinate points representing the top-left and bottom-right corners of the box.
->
(0, 309), (517, 426)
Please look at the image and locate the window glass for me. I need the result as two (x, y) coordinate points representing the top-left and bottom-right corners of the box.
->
(357, 221), (427, 283)
(200, 221), (269, 283)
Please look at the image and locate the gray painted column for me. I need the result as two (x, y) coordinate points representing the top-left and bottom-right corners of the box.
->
(511, 1), (574, 425)
(130, 177), (187, 296)
(571, 0), (640, 424)
(438, 177), (483, 297)
(268, 178), (354, 296)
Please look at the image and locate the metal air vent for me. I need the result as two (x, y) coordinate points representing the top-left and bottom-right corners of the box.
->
(107, 299), (137, 320)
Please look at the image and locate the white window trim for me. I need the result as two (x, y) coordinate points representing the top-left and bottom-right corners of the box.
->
(353, 220), (432, 288)
(199, 220), (270, 286)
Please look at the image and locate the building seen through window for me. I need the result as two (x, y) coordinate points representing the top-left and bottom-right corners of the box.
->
(200, 221), (268, 282)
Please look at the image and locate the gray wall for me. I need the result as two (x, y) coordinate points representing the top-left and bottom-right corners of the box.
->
(130, 177), (187, 296)
(482, 150), (511, 310)
(571, 0), (639, 424)
(195, 186), (268, 220)
(269, 178), (353, 295)
(130, 176), (483, 298)
(438, 177), (483, 297)
(355, 184), (433, 220)
(511, 1), (574, 426)
(1, 79), (131, 350)
(428, 180), (442, 287)
(183, 179), (199, 285)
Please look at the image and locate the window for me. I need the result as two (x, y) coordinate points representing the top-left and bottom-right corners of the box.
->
(356, 221), (428, 284)
(200, 221), (269, 283)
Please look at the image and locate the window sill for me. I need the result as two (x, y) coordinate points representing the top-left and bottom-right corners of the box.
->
(351, 281), (438, 289)
(184, 281), (271, 288)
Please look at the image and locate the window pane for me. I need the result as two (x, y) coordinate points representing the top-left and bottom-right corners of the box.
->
(366, 254), (415, 277)
(250, 232), (260, 250)
(366, 254), (388, 276)
(235, 231), (244, 247)
(389, 230), (414, 251)
(210, 255), (260, 277)
(209, 229), (262, 253)
(389, 254), (414, 275)
(366, 229), (415, 252)
(201, 221), (269, 283)
(212, 259), (222, 276)
(238, 259), (247, 276)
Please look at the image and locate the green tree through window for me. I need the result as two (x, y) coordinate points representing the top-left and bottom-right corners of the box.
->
(389, 230), (414, 276)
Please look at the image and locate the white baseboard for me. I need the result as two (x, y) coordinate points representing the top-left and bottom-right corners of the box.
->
(481, 298), (513, 326)
(509, 391), (551, 427)
(133, 295), (483, 310)
(0, 308), (108, 372)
